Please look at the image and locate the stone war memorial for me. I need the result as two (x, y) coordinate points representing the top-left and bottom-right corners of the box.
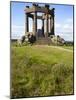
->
(11, 2), (74, 98)
(24, 4), (55, 44)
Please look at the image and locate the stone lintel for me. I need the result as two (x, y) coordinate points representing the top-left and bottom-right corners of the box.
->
(25, 7), (35, 13)
(25, 6), (51, 14)
(26, 32), (34, 35)
(27, 13), (34, 18)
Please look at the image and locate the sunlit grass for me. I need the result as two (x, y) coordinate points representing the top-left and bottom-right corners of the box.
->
(11, 45), (73, 98)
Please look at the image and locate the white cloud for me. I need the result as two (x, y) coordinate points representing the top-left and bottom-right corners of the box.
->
(11, 25), (25, 39)
(12, 25), (24, 28)
(55, 18), (73, 41)
(66, 18), (73, 23)
(55, 23), (61, 28)
(63, 24), (70, 29)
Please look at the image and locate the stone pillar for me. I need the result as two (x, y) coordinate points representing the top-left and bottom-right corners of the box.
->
(42, 19), (44, 37)
(45, 14), (48, 38)
(49, 15), (51, 33)
(53, 11), (55, 33)
(33, 12), (37, 39)
(51, 8), (55, 35)
(25, 13), (29, 33)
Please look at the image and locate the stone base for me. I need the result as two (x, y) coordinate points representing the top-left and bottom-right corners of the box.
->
(35, 37), (52, 45)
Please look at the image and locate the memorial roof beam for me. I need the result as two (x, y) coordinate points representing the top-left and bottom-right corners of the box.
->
(25, 7), (50, 13)
(25, 7), (35, 13)
(27, 13), (34, 18)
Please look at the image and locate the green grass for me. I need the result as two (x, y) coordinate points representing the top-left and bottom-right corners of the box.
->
(62, 45), (73, 50)
(11, 45), (74, 98)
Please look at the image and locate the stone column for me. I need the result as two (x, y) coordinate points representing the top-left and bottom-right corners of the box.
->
(53, 12), (55, 35)
(42, 19), (44, 37)
(25, 13), (29, 33)
(49, 15), (51, 33)
(51, 8), (55, 35)
(33, 12), (37, 39)
(45, 14), (48, 38)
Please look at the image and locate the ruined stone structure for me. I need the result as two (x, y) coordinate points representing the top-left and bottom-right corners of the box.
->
(24, 4), (55, 42)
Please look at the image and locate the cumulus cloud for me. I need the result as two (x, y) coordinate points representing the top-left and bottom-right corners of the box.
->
(55, 23), (61, 28)
(55, 18), (73, 41)
(11, 25), (25, 39)
(66, 18), (73, 23)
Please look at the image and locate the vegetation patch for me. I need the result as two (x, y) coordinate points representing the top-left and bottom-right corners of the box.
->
(11, 45), (73, 98)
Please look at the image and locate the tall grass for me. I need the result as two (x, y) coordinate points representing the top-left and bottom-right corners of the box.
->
(11, 46), (73, 98)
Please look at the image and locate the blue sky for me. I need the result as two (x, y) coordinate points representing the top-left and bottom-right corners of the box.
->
(11, 1), (74, 41)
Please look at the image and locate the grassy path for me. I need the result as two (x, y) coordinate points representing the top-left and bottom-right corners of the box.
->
(50, 46), (73, 52)
(34, 45), (73, 52)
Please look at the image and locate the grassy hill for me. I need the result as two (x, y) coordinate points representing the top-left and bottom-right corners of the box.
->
(11, 45), (74, 98)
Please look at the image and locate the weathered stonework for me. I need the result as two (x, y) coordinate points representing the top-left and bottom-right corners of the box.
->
(24, 4), (55, 42)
